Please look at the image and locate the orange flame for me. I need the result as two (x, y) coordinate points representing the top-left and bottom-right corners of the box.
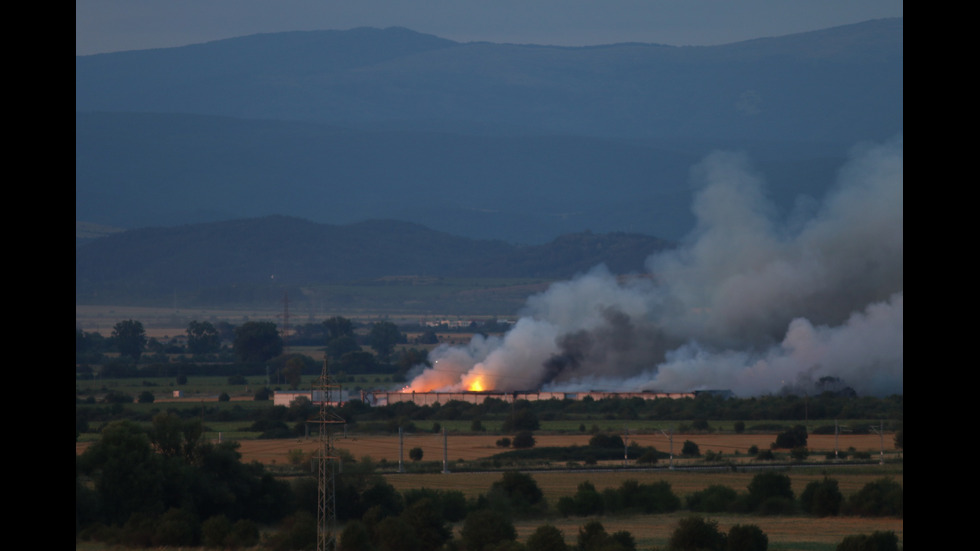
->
(468, 377), (485, 392)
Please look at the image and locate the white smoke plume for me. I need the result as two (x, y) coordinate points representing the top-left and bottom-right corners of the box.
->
(405, 135), (903, 397)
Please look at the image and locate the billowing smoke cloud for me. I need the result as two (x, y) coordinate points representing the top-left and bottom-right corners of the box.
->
(405, 135), (903, 396)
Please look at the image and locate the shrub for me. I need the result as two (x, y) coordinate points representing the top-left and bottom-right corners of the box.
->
(526, 524), (569, 551)
(461, 509), (517, 551)
(202, 515), (232, 548)
(681, 440), (700, 457)
(409, 447), (424, 462)
(636, 449), (659, 464)
(746, 471), (794, 514)
(577, 520), (635, 551)
(667, 516), (726, 551)
(686, 485), (739, 513)
(608, 479), (680, 514)
(836, 531), (900, 551)
(153, 507), (200, 547)
(773, 425), (808, 449)
(755, 449), (775, 461)
(490, 471), (545, 513)
(726, 524), (768, 551)
(845, 478), (903, 517)
(800, 477), (843, 516)
(589, 432), (625, 448)
(557, 481), (604, 517)
(512, 430), (536, 449)
(265, 511), (317, 551)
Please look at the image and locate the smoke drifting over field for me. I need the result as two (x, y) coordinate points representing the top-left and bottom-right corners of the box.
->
(405, 136), (903, 397)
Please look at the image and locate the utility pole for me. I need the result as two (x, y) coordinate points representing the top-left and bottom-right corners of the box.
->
(622, 425), (630, 466)
(442, 427), (449, 474)
(659, 427), (675, 469)
(398, 427), (404, 473)
(834, 420), (839, 460)
(870, 420), (885, 465)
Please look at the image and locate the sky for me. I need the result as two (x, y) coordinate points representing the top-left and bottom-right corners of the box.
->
(76, 0), (903, 56)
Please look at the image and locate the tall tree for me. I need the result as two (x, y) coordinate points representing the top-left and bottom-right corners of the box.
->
(369, 321), (403, 364)
(323, 316), (355, 341)
(233, 321), (283, 363)
(186, 320), (221, 355)
(112, 319), (146, 361)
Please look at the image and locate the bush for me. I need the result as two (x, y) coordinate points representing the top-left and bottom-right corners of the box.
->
(606, 479), (680, 514)
(836, 531), (900, 551)
(790, 447), (809, 461)
(577, 520), (636, 551)
(489, 471), (545, 513)
(589, 432), (625, 448)
(512, 430), (536, 449)
(845, 478), (903, 517)
(153, 508), (200, 547)
(526, 524), (569, 551)
(686, 485), (739, 513)
(461, 509), (517, 551)
(557, 481), (604, 517)
(636, 449), (659, 464)
(800, 477), (843, 517)
(747, 471), (794, 514)
(726, 524), (768, 551)
(265, 511), (316, 551)
(773, 425), (808, 449)
(667, 516), (726, 551)
(681, 440), (701, 457)
(409, 447), (424, 462)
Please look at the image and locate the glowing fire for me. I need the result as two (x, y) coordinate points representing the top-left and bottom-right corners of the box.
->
(468, 377), (485, 392)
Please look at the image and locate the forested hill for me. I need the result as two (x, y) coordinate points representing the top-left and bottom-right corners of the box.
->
(75, 216), (671, 306)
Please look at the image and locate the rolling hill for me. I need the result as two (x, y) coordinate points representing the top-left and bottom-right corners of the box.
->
(75, 216), (672, 310)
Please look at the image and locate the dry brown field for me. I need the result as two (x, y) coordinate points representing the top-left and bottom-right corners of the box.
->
(75, 432), (895, 468)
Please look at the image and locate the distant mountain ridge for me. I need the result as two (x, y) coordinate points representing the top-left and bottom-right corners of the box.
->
(76, 21), (901, 142)
(75, 216), (672, 307)
(75, 20), (902, 244)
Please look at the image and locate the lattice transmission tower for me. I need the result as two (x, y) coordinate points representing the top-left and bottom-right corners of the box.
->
(313, 355), (346, 551)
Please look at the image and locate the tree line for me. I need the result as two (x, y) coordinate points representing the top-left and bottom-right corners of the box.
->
(76, 316), (424, 384)
(77, 413), (901, 550)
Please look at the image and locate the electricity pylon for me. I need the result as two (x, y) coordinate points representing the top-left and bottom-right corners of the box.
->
(313, 356), (346, 551)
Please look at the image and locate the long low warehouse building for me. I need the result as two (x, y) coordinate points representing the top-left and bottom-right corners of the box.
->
(275, 389), (720, 407)
(363, 390), (698, 407)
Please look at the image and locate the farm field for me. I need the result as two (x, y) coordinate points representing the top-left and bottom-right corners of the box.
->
(74, 432), (897, 468)
(223, 432), (895, 467)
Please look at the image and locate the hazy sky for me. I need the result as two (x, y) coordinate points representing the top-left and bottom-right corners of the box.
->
(76, 0), (902, 56)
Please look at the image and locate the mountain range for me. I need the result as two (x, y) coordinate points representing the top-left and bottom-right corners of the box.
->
(76, 20), (902, 245)
(75, 216), (672, 310)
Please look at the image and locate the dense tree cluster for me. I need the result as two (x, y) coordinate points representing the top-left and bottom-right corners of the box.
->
(77, 413), (901, 549)
(76, 416), (292, 547)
